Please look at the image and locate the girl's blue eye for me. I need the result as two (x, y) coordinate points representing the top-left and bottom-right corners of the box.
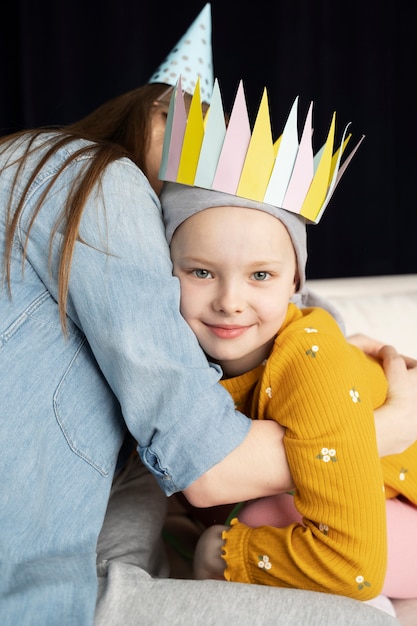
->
(193, 269), (211, 279)
(253, 271), (269, 281)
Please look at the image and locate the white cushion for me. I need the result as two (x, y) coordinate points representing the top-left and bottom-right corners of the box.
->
(306, 275), (417, 357)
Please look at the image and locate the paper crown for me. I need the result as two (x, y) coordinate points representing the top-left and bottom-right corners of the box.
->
(159, 78), (364, 224)
(148, 3), (214, 104)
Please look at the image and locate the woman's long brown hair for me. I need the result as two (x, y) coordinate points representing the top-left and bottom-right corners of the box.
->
(1, 82), (172, 332)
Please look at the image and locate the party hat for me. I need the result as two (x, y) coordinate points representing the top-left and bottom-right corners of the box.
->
(148, 3), (213, 104)
(159, 79), (364, 223)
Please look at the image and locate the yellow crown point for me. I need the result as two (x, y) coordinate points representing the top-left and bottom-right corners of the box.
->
(300, 112), (336, 222)
(273, 135), (282, 157)
(237, 88), (275, 202)
(176, 79), (205, 185)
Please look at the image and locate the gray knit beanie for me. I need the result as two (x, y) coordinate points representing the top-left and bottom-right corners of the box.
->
(161, 182), (308, 292)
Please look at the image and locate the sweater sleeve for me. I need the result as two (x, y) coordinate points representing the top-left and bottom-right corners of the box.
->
(222, 306), (388, 599)
(382, 441), (417, 503)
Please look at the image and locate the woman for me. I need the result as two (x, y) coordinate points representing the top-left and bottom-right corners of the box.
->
(1, 81), (414, 626)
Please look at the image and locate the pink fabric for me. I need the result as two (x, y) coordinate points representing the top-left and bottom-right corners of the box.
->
(238, 493), (302, 527)
(382, 497), (417, 599)
(239, 494), (417, 599)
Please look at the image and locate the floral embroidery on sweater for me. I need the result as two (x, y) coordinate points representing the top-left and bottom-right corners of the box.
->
(349, 388), (361, 403)
(399, 467), (408, 481)
(306, 345), (319, 358)
(257, 555), (272, 570)
(356, 575), (371, 590)
(316, 447), (337, 462)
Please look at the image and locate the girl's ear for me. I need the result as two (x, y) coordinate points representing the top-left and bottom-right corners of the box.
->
(293, 270), (300, 294)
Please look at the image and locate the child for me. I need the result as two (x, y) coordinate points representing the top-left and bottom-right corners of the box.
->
(159, 81), (417, 602)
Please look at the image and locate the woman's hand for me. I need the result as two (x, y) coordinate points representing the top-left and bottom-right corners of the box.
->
(193, 525), (227, 580)
(349, 335), (417, 456)
(374, 344), (417, 456)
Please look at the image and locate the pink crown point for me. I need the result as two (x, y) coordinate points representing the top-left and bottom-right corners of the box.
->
(315, 131), (365, 222)
(236, 88), (275, 202)
(161, 78), (188, 181)
(281, 102), (314, 214)
(330, 131), (352, 180)
(264, 97), (300, 207)
(300, 112), (336, 222)
(194, 79), (227, 188)
(335, 133), (365, 183)
(159, 78), (180, 180)
(211, 81), (251, 194)
(176, 78), (204, 185)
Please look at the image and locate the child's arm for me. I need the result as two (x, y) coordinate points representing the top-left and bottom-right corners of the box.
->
(221, 307), (388, 600)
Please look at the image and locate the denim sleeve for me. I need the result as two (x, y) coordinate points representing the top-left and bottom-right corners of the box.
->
(25, 155), (250, 495)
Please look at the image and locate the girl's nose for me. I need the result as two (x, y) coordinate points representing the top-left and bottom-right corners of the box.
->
(213, 281), (245, 314)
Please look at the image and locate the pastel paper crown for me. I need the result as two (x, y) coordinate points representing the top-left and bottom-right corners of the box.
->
(148, 3), (214, 104)
(159, 79), (364, 223)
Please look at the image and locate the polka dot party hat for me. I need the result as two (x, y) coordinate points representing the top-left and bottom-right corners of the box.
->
(148, 3), (213, 104)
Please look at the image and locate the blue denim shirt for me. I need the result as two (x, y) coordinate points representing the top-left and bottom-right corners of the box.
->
(0, 134), (250, 624)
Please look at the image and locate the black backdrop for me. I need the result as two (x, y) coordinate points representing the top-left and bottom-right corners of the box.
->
(1, 0), (416, 280)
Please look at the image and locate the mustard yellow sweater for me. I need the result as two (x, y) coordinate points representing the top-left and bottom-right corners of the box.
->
(220, 303), (417, 599)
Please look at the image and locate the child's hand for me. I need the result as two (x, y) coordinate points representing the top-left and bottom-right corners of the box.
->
(193, 524), (228, 580)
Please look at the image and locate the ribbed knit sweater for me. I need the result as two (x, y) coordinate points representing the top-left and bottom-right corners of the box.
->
(220, 303), (416, 598)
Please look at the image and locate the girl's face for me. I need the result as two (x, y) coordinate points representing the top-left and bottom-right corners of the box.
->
(170, 206), (297, 378)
